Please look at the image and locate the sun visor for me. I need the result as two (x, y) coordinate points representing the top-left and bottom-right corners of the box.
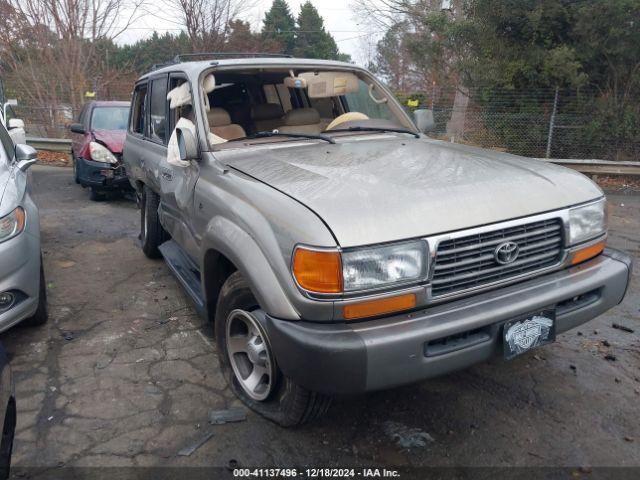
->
(300, 72), (359, 98)
(167, 82), (191, 109)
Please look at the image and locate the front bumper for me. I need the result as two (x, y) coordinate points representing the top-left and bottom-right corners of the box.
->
(77, 158), (131, 190)
(0, 231), (41, 333)
(263, 249), (632, 395)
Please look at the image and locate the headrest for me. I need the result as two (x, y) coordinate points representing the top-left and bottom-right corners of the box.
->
(251, 103), (284, 121)
(208, 108), (231, 127)
(283, 108), (320, 126)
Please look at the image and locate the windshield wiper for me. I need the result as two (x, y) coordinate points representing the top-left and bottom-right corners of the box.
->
(235, 131), (335, 144)
(324, 126), (420, 139)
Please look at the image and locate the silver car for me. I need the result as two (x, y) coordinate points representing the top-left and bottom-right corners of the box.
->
(0, 122), (47, 331)
(124, 56), (632, 426)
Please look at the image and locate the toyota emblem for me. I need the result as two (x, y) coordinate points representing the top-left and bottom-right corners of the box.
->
(494, 241), (519, 265)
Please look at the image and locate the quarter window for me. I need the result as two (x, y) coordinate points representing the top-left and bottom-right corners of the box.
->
(149, 77), (168, 143)
(130, 83), (148, 135)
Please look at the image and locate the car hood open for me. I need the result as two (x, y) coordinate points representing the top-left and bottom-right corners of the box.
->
(221, 136), (603, 247)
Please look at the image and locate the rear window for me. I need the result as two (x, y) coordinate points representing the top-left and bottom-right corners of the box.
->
(91, 107), (129, 131)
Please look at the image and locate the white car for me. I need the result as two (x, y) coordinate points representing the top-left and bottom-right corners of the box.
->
(0, 100), (26, 145)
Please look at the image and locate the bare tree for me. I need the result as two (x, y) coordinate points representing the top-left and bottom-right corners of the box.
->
(156, 0), (256, 52)
(0, 0), (143, 133)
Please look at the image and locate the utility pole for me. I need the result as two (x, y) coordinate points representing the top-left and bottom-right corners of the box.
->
(546, 86), (559, 159)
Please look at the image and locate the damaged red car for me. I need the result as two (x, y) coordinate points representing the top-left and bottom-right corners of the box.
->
(69, 101), (131, 200)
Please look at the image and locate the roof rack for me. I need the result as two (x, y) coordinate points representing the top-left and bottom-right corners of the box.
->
(173, 52), (294, 63)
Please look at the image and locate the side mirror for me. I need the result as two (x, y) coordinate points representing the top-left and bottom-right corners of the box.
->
(5, 99), (18, 108)
(14, 144), (38, 172)
(176, 127), (198, 162)
(7, 118), (24, 130)
(413, 109), (435, 133)
(69, 123), (85, 134)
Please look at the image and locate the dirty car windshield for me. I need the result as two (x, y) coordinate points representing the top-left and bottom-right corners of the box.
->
(91, 107), (129, 131)
(206, 68), (414, 148)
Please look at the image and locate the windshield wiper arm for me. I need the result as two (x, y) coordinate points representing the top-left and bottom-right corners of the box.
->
(324, 126), (420, 139)
(235, 131), (335, 144)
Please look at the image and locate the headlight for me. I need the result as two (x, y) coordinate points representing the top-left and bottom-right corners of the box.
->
(569, 198), (607, 244)
(342, 240), (427, 291)
(89, 142), (117, 164)
(293, 240), (428, 294)
(0, 207), (25, 243)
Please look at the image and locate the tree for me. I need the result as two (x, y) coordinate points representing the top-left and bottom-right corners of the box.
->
(370, 22), (417, 91)
(159, 0), (253, 52)
(261, 0), (296, 54)
(0, 0), (143, 119)
(293, 1), (339, 60)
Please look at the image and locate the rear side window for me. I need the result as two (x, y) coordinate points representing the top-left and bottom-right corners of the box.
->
(149, 77), (168, 144)
(130, 83), (147, 135)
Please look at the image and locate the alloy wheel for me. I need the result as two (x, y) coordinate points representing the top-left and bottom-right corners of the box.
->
(225, 309), (275, 401)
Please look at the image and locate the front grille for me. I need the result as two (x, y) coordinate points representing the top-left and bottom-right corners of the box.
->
(431, 218), (564, 297)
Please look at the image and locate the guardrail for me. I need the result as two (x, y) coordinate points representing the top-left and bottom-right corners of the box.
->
(26, 137), (72, 153)
(25, 136), (640, 176)
(539, 158), (640, 177)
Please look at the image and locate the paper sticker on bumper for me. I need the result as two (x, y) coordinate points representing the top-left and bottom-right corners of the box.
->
(504, 312), (555, 359)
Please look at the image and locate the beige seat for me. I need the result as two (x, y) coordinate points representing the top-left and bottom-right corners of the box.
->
(277, 108), (322, 135)
(208, 108), (246, 140)
(251, 103), (284, 132)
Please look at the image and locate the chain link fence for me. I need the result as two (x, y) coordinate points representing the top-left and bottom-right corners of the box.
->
(399, 87), (640, 161)
(8, 81), (640, 162)
(7, 79), (134, 138)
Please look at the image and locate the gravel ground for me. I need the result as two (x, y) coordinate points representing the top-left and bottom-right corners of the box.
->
(2, 165), (639, 475)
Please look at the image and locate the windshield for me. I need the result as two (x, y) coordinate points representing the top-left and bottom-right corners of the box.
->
(202, 68), (415, 149)
(91, 107), (129, 131)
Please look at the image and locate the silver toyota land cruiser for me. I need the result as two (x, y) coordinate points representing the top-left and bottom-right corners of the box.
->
(123, 54), (632, 426)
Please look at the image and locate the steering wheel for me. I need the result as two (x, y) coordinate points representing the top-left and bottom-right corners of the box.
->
(325, 112), (370, 130)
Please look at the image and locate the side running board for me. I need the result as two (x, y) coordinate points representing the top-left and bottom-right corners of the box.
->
(159, 240), (206, 317)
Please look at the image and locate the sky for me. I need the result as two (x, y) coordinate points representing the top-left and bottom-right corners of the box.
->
(116, 0), (380, 66)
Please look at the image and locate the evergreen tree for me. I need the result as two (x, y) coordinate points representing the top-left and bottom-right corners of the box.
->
(261, 0), (296, 55)
(293, 1), (339, 60)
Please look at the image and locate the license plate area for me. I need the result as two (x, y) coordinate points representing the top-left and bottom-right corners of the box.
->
(503, 309), (556, 360)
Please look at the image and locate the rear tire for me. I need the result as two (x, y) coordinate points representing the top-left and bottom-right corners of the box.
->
(140, 185), (165, 259)
(215, 271), (332, 427)
(23, 259), (48, 327)
(0, 398), (15, 480)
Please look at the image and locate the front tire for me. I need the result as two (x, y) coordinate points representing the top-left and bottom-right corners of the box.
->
(23, 259), (48, 327)
(215, 271), (332, 426)
(140, 185), (165, 259)
(89, 187), (106, 201)
(72, 153), (80, 184)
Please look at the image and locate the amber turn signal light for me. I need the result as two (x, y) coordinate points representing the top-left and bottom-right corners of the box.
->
(571, 239), (606, 265)
(293, 247), (342, 293)
(343, 293), (416, 320)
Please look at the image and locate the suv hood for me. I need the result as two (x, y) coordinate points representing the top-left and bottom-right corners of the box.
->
(92, 129), (126, 154)
(222, 136), (602, 247)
